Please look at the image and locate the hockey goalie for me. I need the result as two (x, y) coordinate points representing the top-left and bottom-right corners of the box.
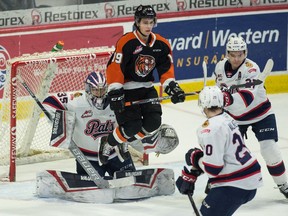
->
(36, 71), (179, 203)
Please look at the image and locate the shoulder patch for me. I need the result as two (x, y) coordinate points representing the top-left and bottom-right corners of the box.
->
(202, 120), (209, 127)
(70, 92), (83, 100)
(74, 92), (83, 98)
(245, 62), (253, 68)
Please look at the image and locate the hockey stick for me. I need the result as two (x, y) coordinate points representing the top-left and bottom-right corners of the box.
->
(124, 91), (199, 106)
(17, 74), (134, 189)
(125, 61), (208, 106)
(258, 58), (273, 82)
(229, 58), (273, 90)
(188, 192), (200, 216)
(229, 79), (263, 90)
(125, 58), (271, 106)
(202, 61), (207, 87)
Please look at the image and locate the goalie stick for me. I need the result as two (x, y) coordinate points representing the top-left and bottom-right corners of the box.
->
(17, 74), (134, 189)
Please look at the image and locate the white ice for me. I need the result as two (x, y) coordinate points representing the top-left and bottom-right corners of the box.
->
(1, 93), (288, 216)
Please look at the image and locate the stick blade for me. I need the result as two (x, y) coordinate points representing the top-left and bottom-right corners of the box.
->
(258, 59), (274, 81)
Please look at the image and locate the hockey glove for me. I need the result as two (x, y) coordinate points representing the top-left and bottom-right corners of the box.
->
(176, 166), (202, 195)
(108, 88), (125, 113)
(185, 148), (204, 171)
(164, 81), (185, 104)
(222, 90), (234, 107)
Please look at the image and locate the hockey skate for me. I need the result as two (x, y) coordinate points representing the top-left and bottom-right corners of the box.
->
(278, 182), (288, 198)
(98, 136), (113, 165)
(116, 142), (131, 161)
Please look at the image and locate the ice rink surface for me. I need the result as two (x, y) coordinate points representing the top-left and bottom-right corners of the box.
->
(1, 93), (288, 216)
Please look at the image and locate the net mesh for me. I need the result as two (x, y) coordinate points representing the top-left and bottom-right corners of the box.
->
(0, 47), (113, 166)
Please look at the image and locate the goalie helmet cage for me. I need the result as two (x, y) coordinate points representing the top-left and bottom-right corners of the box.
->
(0, 46), (146, 182)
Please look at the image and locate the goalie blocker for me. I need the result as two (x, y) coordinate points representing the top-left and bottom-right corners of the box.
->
(36, 168), (175, 203)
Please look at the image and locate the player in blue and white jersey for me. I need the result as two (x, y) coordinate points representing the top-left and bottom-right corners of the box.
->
(43, 71), (135, 176)
(214, 36), (288, 198)
(176, 86), (263, 216)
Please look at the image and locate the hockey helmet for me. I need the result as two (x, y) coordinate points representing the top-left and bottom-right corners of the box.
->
(226, 36), (247, 56)
(85, 71), (108, 109)
(134, 5), (157, 25)
(198, 86), (224, 112)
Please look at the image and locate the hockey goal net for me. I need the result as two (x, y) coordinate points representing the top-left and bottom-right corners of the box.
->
(0, 47), (145, 182)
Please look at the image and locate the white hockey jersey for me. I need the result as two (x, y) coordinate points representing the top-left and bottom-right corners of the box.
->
(214, 58), (273, 125)
(197, 112), (263, 190)
(43, 91), (118, 161)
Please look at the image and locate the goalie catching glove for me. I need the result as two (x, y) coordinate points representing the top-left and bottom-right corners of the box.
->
(164, 81), (186, 104)
(108, 88), (125, 113)
(176, 166), (202, 195)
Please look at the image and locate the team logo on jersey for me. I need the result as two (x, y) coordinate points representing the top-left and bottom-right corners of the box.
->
(133, 45), (143, 54)
(84, 119), (115, 140)
(135, 54), (156, 77)
(81, 110), (93, 118)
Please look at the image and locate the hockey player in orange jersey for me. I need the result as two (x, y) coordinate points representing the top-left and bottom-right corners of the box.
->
(99, 5), (185, 164)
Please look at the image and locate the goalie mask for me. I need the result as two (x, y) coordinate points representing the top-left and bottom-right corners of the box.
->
(85, 72), (108, 109)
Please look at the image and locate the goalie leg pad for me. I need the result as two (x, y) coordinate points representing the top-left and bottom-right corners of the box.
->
(36, 170), (114, 203)
(114, 168), (175, 200)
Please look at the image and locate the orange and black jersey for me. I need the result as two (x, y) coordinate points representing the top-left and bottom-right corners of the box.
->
(106, 30), (175, 89)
